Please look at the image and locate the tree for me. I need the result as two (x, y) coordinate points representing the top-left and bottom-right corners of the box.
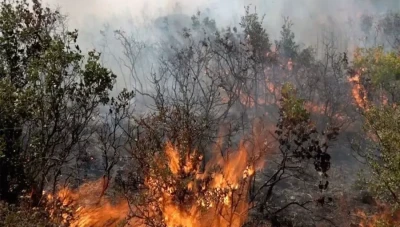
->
(275, 17), (299, 60)
(0, 0), (121, 205)
(248, 83), (339, 226)
(352, 47), (400, 103)
(98, 8), (348, 226)
(357, 11), (400, 50)
(363, 106), (400, 206)
(379, 12), (400, 50)
(345, 42), (400, 226)
(237, 6), (273, 114)
(353, 47), (400, 204)
(108, 18), (262, 226)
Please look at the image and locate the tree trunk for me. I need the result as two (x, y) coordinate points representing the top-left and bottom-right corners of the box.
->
(30, 182), (44, 207)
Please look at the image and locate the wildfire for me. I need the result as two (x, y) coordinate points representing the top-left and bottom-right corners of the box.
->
(304, 102), (326, 114)
(356, 205), (400, 227)
(47, 133), (267, 227)
(287, 58), (293, 71)
(348, 72), (368, 110)
(235, 80), (281, 109)
(46, 179), (129, 227)
(142, 139), (264, 227)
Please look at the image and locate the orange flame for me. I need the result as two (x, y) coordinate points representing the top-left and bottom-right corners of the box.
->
(46, 179), (129, 227)
(348, 72), (368, 110)
(145, 140), (264, 227)
(356, 205), (400, 227)
(47, 131), (268, 227)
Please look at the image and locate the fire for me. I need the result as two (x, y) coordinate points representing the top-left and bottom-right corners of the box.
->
(287, 58), (293, 71)
(305, 102), (326, 114)
(46, 179), (129, 227)
(347, 70), (392, 111)
(235, 80), (280, 108)
(143, 139), (264, 227)
(47, 131), (267, 227)
(165, 142), (180, 175)
(356, 205), (400, 227)
(348, 72), (368, 110)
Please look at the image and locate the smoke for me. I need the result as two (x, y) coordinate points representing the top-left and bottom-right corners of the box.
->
(40, 0), (399, 56)
(40, 0), (399, 98)
(42, 0), (398, 43)
(34, 2), (399, 224)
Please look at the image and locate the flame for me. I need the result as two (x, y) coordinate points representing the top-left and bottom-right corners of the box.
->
(356, 205), (400, 227)
(145, 140), (264, 227)
(348, 72), (368, 110)
(305, 102), (326, 114)
(165, 142), (180, 175)
(235, 79), (280, 108)
(347, 69), (393, 111)
(46, 179), (129, 227)
(47, 130), (268, 227)
(287, 58), (293, 71)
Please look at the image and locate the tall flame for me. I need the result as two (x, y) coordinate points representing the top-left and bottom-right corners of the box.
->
(348, 71), (368, 110)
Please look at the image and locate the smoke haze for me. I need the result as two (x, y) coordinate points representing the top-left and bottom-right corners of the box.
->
(42, 0), (398, 43)
(40, 0), (400, 97)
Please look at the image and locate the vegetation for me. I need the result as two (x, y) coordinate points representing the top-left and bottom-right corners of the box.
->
(351, 32), (400, 225)
(0, 0), (131, 207)
(355, 47), (400, 210)
(0, 0), (399, 226)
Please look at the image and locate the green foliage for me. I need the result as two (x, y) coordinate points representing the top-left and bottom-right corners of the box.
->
(260, 82), (338, 217)
(278, 83), (336, 177)
(240, 6), (271, 61)
(0, 0), (120, 204)
(352, 47), (400, 104)
(364, 105), (400, 207)
(354, 46), (400, 224)
(281, 83), (310, 124)
(354, 47), (400, 86)
(276, 18), (299, 59)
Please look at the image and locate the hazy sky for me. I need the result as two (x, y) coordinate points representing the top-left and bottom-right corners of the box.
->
(41, 0), (397, 46)
(41, 0), (394, 27)
(38, 0), (399, 107)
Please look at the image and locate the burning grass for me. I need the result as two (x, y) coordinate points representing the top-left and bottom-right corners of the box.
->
(355, 203), (400, 227)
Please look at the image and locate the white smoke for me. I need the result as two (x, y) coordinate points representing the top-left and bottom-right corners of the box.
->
(40, 0), (399, 99)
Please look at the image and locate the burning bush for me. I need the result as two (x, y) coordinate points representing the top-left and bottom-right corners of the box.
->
(3, 1), (399, 227)
(44, 82), (342, 226)
(45, 123), (267, 227)
(356, 203), (400, 227)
